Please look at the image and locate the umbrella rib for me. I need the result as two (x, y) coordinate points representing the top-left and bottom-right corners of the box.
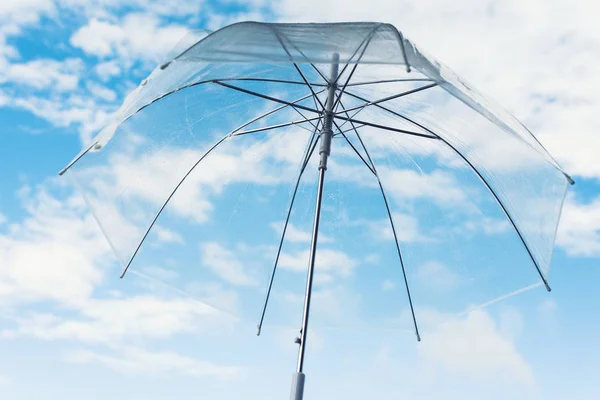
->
(334, 83), (438, 115)
(333, 97), (420, 339)
(291, 108), (319, 130)
(341, 89), (432, 131)
(438, 137), (552, 292)
(346, 78), (434, 87)
(294, 63), (326, 111)
(58, 140), (98, 175)
(333, 115), (438, 139)
(229, 89), (327, 136)
(334, 123), (367, 136)
(341, 90), (553, 291)
(336, 129), (376, 176)
(213, 81), (321, 115)
(229, 88), (326, 136)
(101, 77), (323, 141)
(270, 29), (329, 84)
(305, 63), (329, 84)
(397, 30), (412, 73)
(515, 121), (575, 185)
(118, 90), (325, 278)
(328, 24), (383, 121)
(254, 45), (333, 333)
(286, 100), (320, 130)
(332, 26), (382, 111)
(330, 83), (437, 135)
(224, 77), (327, 87)
(119, 135), (228, 279)
(331, 102), (376, 175)
(333, 24), (384, 88)
(272, 27), (328, 111)
(232, 116), (322, 136)
(257, 130), (322, 336)
(352, 128), (422, 342)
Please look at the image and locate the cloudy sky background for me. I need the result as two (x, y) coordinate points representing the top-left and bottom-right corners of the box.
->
(0, 0), (599, 399)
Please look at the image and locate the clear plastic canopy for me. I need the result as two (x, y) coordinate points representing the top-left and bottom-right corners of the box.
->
(63, 22), (570, 335)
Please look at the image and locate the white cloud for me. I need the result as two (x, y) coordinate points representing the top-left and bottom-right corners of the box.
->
(70, 18), (126, 58)
(70, 13), (188, 64)
(0, 181), (234, 347)
(0, 0), (55, 60)
(538, 298), (557, 319)
(0, 0), (54, 21)
(182, 281), (240, 315)
(94, 60), (121, 81)
(462, 217), (511, 236)
(381, 279), (396, 292)
(10, 295), (221, 344)
(12, 95), (112, 142)
(1, 58), (83, 91)
(0, 212), (6, 225)
(0, 186), (108, 307)
(60, 0), (203, 19)
(497, 306), (524, 341)
(539, 112), (600, 180)
(366, 212), (424, 243)
(64, 130), (313, 267)
(278, 248), (356, 279)
(556, 194), (600, 256)
(332, 164), (469, 209)
(86, 81), (117, 101)
(140, 265), (179, 281)
(152, 225), (184, 244)
(418, 310), (534, 385)
(363, 253), (380, 264)
(415, 261), (460, 291)
(0, 240), (103, 306)
(282, 285), (363, 326)
(65, 346), (240, 379)
(75, 131), (306, 232)
(274, 0), (600, 182)
(537, 298), (558, 329)
(0, 90), (8, 106)
(313, 273), (334, 285)
(200, 242), (259, 287)
(0, 15), (114, 143)
(378, 168), (468, 206)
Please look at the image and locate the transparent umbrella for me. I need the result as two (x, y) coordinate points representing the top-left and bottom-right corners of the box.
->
(60, 22), (573, 399)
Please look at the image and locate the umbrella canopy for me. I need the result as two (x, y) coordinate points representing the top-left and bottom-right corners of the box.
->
(60, 22), (572, 393)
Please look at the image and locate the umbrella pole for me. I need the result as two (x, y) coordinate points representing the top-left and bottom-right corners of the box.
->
(290, 53), (339, 400)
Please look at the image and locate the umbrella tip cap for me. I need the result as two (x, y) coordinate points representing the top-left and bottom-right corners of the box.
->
(416, 332), (421, 342)
(545, 282), (552, 292)
(565, 173), (575, 185)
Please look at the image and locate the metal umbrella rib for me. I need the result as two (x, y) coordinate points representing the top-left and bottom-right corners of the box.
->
(333, 103), (422, 342)
(257, 128), (322, 337)
(117, 89), (329, 279)
(338, 88), (553, 291)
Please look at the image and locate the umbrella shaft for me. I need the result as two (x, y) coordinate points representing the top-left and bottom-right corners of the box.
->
(318, 54), (340, 171)
(296, 53), (339, 375)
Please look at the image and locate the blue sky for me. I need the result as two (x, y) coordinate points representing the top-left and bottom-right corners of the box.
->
(1, 1), (599, 399)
